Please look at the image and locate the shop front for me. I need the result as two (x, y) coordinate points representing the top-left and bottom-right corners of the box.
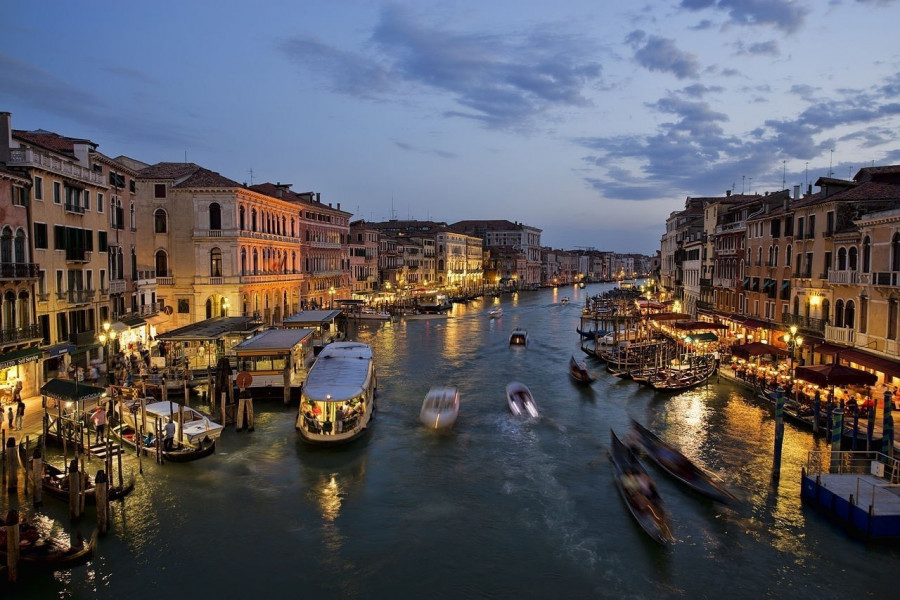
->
(0, 346), (42, 401)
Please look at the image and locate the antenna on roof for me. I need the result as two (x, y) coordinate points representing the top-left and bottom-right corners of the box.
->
(184, 150), (187, 163)
(248, 168), (255, 185)
(782, 160), (786, 190)
(829, 149), (834, 177)
(805, 161), (808, 189)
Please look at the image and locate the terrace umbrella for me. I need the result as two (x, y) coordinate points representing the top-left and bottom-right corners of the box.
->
(813, 389), (821, 435)
(882, 389), (894, 457)
(794, 364), (878, 434)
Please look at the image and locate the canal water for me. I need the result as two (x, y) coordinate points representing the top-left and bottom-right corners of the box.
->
(5, 283), (898, 599)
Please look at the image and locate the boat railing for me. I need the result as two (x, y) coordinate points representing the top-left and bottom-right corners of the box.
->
(805, 450), (900, 484)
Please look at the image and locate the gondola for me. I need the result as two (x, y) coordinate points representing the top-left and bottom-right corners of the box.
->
(608, 429), (674, 545)
(569, 355), (595, 384)
(0, 522), (98, 570)
(647, 359), (715, 392)
(40, 462), (136, 505)
(576, 327), (603, 339)
(630, 420), (735, 504)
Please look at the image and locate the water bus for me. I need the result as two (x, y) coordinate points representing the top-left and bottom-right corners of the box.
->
(233, 328), (315, 401)
(296, 342), (377, 445)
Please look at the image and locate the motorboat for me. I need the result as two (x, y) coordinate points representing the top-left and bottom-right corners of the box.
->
(489, 307), (503, 319)
(560, 297), (570, 304)
(509, 328), (528, 346)
(506, 381), (539, 418)
(608, 429), (674, 545)
(569, 355), (595, 384)
(114, 398), (223, 462)
(420, 386), (460, 430)
(358, 307), (392, 321)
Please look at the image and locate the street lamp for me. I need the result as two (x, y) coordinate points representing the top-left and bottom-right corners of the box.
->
(329, 286), (335, 309)
(783, 325), (803, 383)
(97, 321), (117, 385)
(222, 298), (230, 317)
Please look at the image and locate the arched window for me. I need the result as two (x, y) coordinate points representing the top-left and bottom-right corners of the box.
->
(0, 226), (11, 264)
(837, 247), (847, 270)
(210, 247), (223, 277)
(845, 300), (855, 329)
(892, 232), (900, 272)
(14, 229), (26, 263)
(786, 244), (792, 266)
(291, 218), (295, 237)
(155, 250), (168, 277)
(793, 295), (800, 316)
(863, 236), (871, 273)
(252, 249), (259, 274)
(16, 290), (29, 328)
(154, 209), (167, 233)
(835, 299), (845, 327)
(239, 206), (246, 230)
(821, 299), (830, 325)
(130, 203), (135, 229)
(773, 246), (779, 267)
(848, 247), (858, 271)
(241, 249), (247, 275)
(209, 203), (222, 230)
(251, 209), (257, 232)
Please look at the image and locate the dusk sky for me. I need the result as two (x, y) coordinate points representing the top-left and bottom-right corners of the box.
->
(3, 1), (899, 254)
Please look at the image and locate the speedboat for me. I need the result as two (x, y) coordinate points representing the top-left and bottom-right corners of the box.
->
(114, 398), (223, 462)
(489, 307), (503, 319)
(358, 307), (391, 321)
(569, 355), (595, 384)
(560, 297), (570, 304)
(509, 328), (528, 346)
(419, 387), (460, 430)
(506, 381), (539, 417)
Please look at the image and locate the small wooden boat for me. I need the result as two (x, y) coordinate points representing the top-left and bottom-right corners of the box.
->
(506, 382), (539, 418)
(576, 327), (603, 339)
(420, 387), (460, 430)
(40, 462), (136, 505)
(608, 429), (674, 545)
(509, 328), (528, 346)
(489, 307), (503, 318)
(113, 398), (222, 462)
(569, 355), (595, 384)
(0, 521), (98, 570)
(630, 420), (735, 504)
(357, 308), (392, 321)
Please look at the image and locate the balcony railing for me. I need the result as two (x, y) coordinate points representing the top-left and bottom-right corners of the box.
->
(7, 147), (105, 186)
(157, 276), (174, 286)
(64, 202), (85, 215)
(828, 270), (859, 285)
(0, 263), (40, 279)
(65, 250), (92, 263)
(825, 325), (855, 346)
(99, 287), (109, 297)
(109, 279), (127, 294)
(782, 312), (827, 333)
(67, 289), (95, 304)
(0, 324), (42, 345)
(138, 302), (163, 316)
(872, 271), (900, 287)
(36, 292), (49, 302)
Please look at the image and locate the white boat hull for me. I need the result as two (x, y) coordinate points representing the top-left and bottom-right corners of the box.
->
(420, 387), (459, 430)
(506, 382), (539, 418)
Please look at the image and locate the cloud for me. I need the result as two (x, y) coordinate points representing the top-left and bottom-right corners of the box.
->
(574, 71), (900, 203)
(393, 139), (457, 159)
(627, 33), (701, 79)
(679, 0), (809, 33)
(735, 40), (780, 56)
(280, 5), (604, 130)
(680, 84), (724, 97)
(0, 52), (194, 149)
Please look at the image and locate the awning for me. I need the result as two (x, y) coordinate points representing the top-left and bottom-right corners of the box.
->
(808, 342), (845, 355)
(145, 313), (171, 326)
(780, 281), (790, 291)
(731, 342), (788, 359)
(70, 343), (103, 355)
(742, 277), (750, 288)
(838, 348), (900, 379)
(122, 315), (146, 328)
(44, 343), (75, 358)
(649, 312), (692, 321)
(0, 347), (43, 370)
(740, 318), (769, 329)
(763, 279), (775, 290)
(689, 332), (719, 342)
(673, 321), (729, 330)
(40, 378), (106, 402)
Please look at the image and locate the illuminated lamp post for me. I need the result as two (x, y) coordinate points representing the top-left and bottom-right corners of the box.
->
(329, 286), (335, 309)
(97, 321), (117, 385)
(783, 325), (803, 384)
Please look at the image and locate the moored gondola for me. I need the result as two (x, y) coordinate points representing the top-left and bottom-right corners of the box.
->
(569, 355), (595, 384)
(0, 518), (98, 570)
(39, 462), (135, 505)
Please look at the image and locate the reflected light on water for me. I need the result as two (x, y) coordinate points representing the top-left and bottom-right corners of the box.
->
(310, 474), (344, 523)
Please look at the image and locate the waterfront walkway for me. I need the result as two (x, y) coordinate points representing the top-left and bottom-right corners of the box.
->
(1, 392), (51, 446)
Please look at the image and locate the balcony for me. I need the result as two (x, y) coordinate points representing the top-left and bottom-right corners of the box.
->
(828, 271), (859, 285)
(825, 324), (855, 345)
(310, 240), (342, 250)
(109, 279), (127, 294)
(0, 262), (40, 280)
(69, 330), (97, 347)
(138, 302), (162, 316)
(64, 202), (85, 215)
(36, 292), (49, 302)
(713, 277), (738, 288)
(782, 312), (826, 333)
(67, 289), (95, 304)
(157, 276), (174, 286)
(7, 147), (105, 186)
(871, 272), (900, 287)
(65, 250), (91, 263)
(99, 287), (109, 297)
(0, 324), (42, 345)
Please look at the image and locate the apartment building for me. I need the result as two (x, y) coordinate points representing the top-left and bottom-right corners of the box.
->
(450, 220), (542, 287)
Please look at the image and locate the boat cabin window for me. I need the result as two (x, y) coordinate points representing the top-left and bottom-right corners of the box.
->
(237, 354), (288, 372)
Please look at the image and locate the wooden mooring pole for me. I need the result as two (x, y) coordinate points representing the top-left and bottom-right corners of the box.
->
(5, 510), (20, 583)
(95, 469), (109, 535)
(5, 437), (17, 493)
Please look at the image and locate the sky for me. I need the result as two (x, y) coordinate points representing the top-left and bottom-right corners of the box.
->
(3, 1), (900, 254)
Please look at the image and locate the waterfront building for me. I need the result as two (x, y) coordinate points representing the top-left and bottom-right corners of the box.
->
(136, 167), (304, 331)
(450, 220), (542, 287)
(541, 248), (580, 287)
(0, 159), (42, 399)
(4, 117), (113, 381)
(435, 229), (482, 294)
(348, 221), (380, 297)
(659, 197), (703, 303)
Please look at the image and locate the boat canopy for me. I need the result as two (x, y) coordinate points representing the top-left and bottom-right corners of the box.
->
(303, 342), (373, 403)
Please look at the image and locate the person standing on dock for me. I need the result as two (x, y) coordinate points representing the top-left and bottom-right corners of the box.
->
(91, 406), (108, 440)
(163, 418), (176, 451)
(6, 405), (13, 429)
(15, 397), (25, 430)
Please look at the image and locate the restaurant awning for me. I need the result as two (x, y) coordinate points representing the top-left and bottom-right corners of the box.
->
(0, 346), (43, 370)
(731, 342), (788, 359)
(740, 318), (769, 329)
(40, 378), (107, 402)
(838, 348), (900, 379)
(689, 332), (719, 342)
(794, 364), (878, 388)
(649, 312), (692, 321)
(673, 321), (729, 330)
(44, 342), (75, 358)
(808, 342), (845, 355)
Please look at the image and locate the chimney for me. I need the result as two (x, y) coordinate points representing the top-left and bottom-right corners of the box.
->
(337, 203), (341, 211)
(725, 190), (731, 197)
(793, 185), (800, 201)
(0, 112), (11, 165)
(316, 193), (321, 203)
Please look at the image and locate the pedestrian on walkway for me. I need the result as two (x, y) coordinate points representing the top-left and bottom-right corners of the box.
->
(91, 405), (107, 440)
(6, 405), (13, 430)
(15, 398), (25, 430)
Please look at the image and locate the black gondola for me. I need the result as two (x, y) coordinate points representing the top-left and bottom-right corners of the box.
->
(569, 355), (595, 384)
(630, 420), (735, 504)
(40, 462), (136, 505)
(608, 429), (674, 545)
